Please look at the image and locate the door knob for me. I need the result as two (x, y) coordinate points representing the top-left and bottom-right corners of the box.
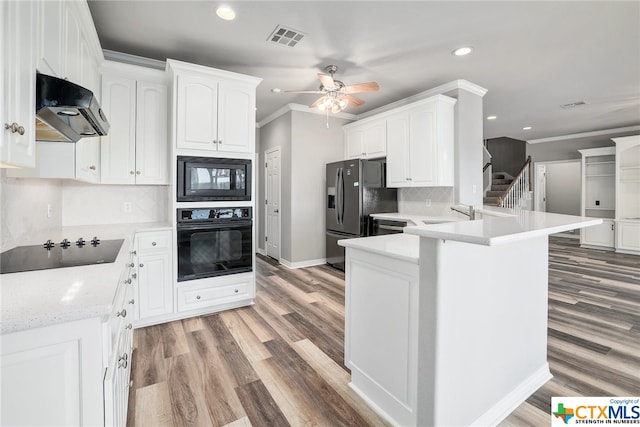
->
(274, 209), (279, 213)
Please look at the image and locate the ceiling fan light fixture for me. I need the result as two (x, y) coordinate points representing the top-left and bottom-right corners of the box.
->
(338, 98), (349, 109)
(452, 46), (473, 56)
(215, 5), (236, 20)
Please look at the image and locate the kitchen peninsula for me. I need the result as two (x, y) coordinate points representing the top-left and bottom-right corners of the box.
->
(339, 210), (601, 426)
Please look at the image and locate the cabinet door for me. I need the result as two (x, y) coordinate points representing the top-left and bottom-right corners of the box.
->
(135, 81), (168, 184)
(363, 122), (386, 158)
(138, 252), (173, 319)
(75, 138), (100, 182)
(217, 81), (254, 153)
(408, 103), (437, 186)
(101, 75), (136, 184)
(1, 0), (36, 168)
(346, 127), (365, 159)
(616, 221), (640, 253)
(63, 2), (81, 83)
(36, 0), (63, 77)
(386, 114), (410, 187)
(581, 219), (615, 248)
(176, 74), (218, 151)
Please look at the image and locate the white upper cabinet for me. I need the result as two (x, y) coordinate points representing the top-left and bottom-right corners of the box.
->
(1, 0), (36, 168)
(613, 135), (640, 254)
(168, 59), (262, 155)
(386, 95), (456, 187)
(101, 61), (168, 185)
(36, 0), (63, 77)
(344, 119), (387, 159)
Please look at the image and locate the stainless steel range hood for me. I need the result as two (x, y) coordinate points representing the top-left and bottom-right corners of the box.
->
(35, 73), (110, 142)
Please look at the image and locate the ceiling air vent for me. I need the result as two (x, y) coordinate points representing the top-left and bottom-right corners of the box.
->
(267, 25), (305, 47)
(561, 101), (589, 109)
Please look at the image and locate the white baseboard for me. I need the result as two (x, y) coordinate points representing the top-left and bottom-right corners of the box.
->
(256, 248), (266, 256)
(280, 257), (327, 269)
(470, 364), (552, 427)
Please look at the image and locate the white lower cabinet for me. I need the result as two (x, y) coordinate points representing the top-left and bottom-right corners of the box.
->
(135, 230), (173, 323)
(580, 219), (616, 249)
(616, 220), (640, 253)
(1, 249), (135, 427)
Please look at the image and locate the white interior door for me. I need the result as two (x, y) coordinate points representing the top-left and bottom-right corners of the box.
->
(265, 147), (281, 260)
(535, 163), (546, 212)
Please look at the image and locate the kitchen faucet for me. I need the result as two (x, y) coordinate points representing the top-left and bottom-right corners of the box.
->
(450, 204), (476, 220)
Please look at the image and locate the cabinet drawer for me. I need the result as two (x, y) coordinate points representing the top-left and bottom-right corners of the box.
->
(136, 231), (171, 252)
(177, 279), (251, 312)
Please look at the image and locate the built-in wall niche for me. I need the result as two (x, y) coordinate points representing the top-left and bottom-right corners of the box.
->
(584, 154), (616, 219)
(618, 144), (640, 220)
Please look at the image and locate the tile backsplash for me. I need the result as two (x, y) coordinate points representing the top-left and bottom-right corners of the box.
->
(1, 173), (169, 250)
(398, 187), (454, 216)
(61, 182), (170, 226)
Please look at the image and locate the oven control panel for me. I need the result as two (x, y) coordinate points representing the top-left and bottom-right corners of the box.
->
(178, 207), (252, 222)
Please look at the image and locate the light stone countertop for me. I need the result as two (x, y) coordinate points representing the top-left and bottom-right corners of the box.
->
(404, 210), (601, 246)
(338, 233), (420, 264)
(0, 222), (171, 335)
(370, 212), (464, 225)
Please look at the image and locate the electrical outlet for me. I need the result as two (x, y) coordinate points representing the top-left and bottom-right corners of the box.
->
(124, 202), (132, 213)
(425, 199), (432, 207)
(47, 204), (52, 219)
(472, 184), (477, 194)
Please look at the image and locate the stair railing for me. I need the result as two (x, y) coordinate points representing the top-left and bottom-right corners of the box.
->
(497, 156), (532, 208)
(483, 161), (493, 194)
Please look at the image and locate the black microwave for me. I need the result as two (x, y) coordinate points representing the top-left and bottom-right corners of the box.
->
(177, 156), (251, 202)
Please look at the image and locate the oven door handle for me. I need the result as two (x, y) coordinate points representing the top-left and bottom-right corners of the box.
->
(177, 220), (253, 231)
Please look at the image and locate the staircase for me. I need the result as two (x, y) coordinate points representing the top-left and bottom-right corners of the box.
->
(483, 173), (513, 205)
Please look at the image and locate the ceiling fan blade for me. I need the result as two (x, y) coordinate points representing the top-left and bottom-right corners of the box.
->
(317, 73), (336, 90)
(309, 97), (326, 108)
(344, 94), (365, 107)
(283, 90), (325, 94)
(344, 82), (379, 94)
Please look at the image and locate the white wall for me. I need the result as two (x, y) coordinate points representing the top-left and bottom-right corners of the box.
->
(290, 111), (349, 263)
(539, 160), (581, 216)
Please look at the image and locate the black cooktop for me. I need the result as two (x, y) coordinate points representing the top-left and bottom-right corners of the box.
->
(0, 239), (124, 274)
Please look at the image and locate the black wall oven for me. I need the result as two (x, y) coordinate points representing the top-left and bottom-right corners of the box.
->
(177, 207), (252, 282)
(177, 156), (251, 202)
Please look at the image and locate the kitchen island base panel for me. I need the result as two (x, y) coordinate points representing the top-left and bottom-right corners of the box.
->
(342, 234), (553, 426)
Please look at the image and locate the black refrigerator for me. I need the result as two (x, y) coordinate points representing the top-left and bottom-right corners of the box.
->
(326, 158), (397, 270)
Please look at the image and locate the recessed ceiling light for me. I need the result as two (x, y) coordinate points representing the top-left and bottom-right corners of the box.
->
(271, 88), (281, 93)
(452, 46), (473, 56)
(487, 115), (497, 120)
(523, 126), (532, 130)
(216, 5), (235, 20)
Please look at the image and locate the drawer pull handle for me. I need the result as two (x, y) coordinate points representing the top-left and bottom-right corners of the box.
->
(126, 323), (133, 330)
(89, 165), (96, 170)
(128, 299), (135, 305)
(132, 273), (137, 279)
(130, 250), (137, 255)
(117, 309), (127, 318)
(152, 242), (157, 246)
(118, 353), (128, 369)
(196, 295), (201, 300)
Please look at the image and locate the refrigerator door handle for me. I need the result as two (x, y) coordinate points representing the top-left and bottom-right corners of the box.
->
(334, 167), (340, 224)
(338, 167), (345, 224)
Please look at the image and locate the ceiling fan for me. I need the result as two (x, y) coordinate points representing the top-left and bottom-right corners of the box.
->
(285, 65), (379, 113)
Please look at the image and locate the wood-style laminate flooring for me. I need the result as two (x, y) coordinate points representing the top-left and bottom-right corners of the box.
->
(127, 236), (639, 427)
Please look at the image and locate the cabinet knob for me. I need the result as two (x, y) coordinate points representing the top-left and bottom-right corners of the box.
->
(116, 309), (127, 318)
(152, 242), (157, 246)
(612, 224), (615, 231)
(125, 323), (133, 330)
(89, 165), (96, 170)
(130, 250), (137, 255)
(118, 353), (128, 369)
(139, 263), (144, 268)
(218, 140), (222, 145)
(4, 122), (25, 135)
(136, 171), (141, 175)
(212, 140), (217, 144)
(196, 295), (201, 300)
(131, 273), (137, 279)
(234, 289), (239, 294)
(124, 278), (132, 284)
(130, 171), (135, 175)
(128, 299), (135, 305)
(128, 262), (135, 268)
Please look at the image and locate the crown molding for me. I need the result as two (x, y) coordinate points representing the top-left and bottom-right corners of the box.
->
(103, 49), (166, 70)
(527, 125), (640, 144)
(357, 79), (487, 120)
(257, 103), (356, 128)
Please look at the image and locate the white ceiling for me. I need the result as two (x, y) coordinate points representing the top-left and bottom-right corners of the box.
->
(87, 1), (640, 142)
